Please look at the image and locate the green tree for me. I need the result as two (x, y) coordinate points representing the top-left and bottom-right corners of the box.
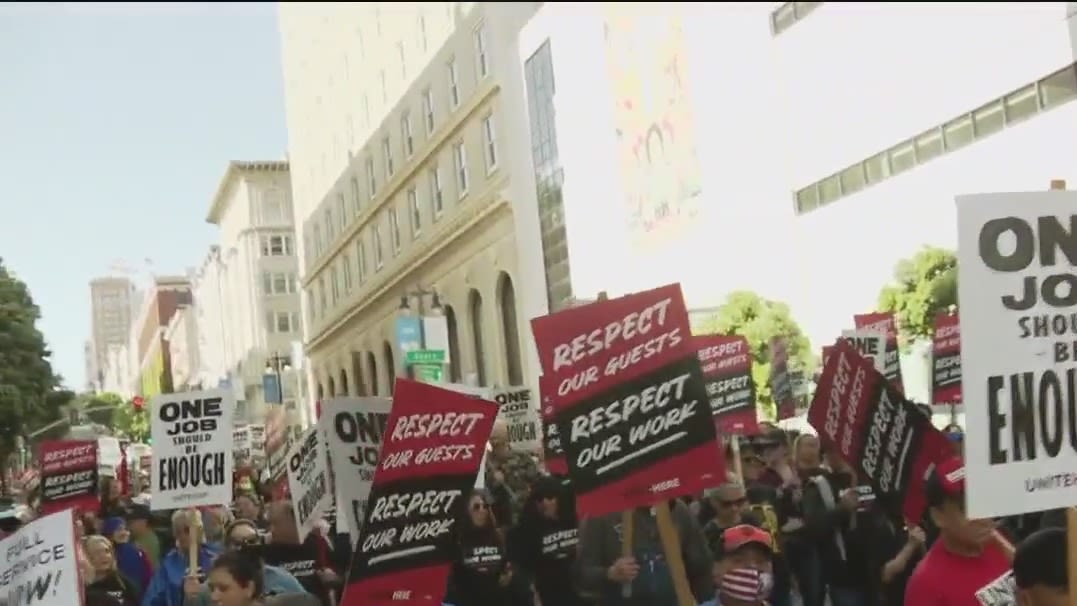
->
(0, 258), (64, 464)
(877, 246), (957, 350)
(697, 291), (814, 420)
(113, 398), (150, 442)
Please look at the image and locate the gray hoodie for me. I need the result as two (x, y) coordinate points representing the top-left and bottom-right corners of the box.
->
(575, 501), (714, 606)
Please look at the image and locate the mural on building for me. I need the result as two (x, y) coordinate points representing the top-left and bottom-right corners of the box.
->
(604, 11), (702, 250)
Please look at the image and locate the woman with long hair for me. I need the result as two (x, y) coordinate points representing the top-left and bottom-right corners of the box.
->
(84, 535), (141, 606)
(510, 476), (590, 606)
(444, 489), (512, 606)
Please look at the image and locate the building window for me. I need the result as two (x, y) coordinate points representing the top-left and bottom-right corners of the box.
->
(324, 208), (335, 241)
(474, 24), (489, 79)
(793, 62), (1077, 215)
(342, 253), (353, 292)
(430, 166), (444, 217)
(362, 93), (370, 127)
(481, 114), (498, 172)
(366, 157), (377, 197)
(261, 235), (293, 257)
(408, 188), (421, 237)
(338, 193), (348, 227)
(447, 58), (460, 108)
(453, 141), (469, 195)
(383, 137), (395, 178)
(771, 1), (823, 37)
(312, 225), (323, 257)
(380, 69), (388, 103)
(268, 311), (298, 333)
(262, 272), (296, 296)
(422, 88), (435, 134)
(318, 277), (327, 313)
(330, 266), (341, 302)
(401, 113), (414, 157)
(350, 177), (362, 215)
(389, 207), (401, 253)
(357, 239), (367, 283)
(262, 190), (285, 223)
(418, 13), (428, 51)
(397, 41), (407, 79)
(373, 224), (385, 269)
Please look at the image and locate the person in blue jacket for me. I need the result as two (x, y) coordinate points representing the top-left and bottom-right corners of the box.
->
(187, 518), (307, 606)
(141, 510), (219, 606)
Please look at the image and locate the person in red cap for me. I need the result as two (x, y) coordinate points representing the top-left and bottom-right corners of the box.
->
(700, 524), (775, 606)
(903, 457), (1013, 605)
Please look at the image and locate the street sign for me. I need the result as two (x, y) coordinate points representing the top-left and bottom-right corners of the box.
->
(413, 364), (443, 383)
(405, 349), (446, 365)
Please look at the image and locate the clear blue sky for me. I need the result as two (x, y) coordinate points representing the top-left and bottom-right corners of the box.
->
(0, 3), (288, 389)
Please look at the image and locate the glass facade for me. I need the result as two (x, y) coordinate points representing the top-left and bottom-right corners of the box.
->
(524, 40), (573, 311)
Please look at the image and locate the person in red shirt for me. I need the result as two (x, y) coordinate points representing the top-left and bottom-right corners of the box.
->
(904, 457), (1013, 606)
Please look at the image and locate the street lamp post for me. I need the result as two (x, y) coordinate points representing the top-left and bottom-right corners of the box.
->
(398, 287), (444, 381)
(264, 353), (291, 405)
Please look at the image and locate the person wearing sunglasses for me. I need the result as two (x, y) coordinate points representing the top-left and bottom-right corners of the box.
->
(701, 482), (761, 560)
(185, 519), (308, 606)
(445, 490), (512, 606)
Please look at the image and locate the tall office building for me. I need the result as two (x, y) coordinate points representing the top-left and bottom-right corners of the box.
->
(279, 2), (541, 400)
(88, 276), (136, 390)
(511, 2), (1077, 356)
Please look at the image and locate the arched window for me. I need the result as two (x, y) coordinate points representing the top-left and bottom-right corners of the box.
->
(444, 305), (462, 382)
(366, 351), (379, 396)
(316, 383), (324, 400)
(339, 369), (349, 396)
(327, 376), (337, 398)
(352, 352), (367, 396)
(383, 341), (396, 394)
(468, 289), (487, 386)
(498, 273), (524, 385)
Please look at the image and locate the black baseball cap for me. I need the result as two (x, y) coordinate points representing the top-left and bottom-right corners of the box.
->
(1014, 527), (1067, 590)
(925, 456), (965, 508)
(126, 504), (153, 522)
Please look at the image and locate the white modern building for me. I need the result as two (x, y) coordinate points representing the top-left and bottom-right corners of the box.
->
(87, 276), (137, 390)
(279, 2), (541, 399)
(510, 2), (1077, 362)
(197, 160), (306, 424)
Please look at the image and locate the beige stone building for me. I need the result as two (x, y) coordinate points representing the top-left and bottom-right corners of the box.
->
(279, 3), (541, 400)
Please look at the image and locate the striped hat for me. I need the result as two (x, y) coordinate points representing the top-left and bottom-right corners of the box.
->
(720, 567), (764, 602)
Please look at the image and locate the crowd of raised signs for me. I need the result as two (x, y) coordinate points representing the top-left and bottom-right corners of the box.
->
(15, 185), (1077, 606)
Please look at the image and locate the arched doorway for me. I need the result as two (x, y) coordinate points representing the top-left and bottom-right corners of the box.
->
(443, 304), (462, 382)
(366, 351), (379, 396)
(468, 289), (487, 386)
(383, 341), (396, 394)
(339, 369), (349, 396)
(498, 273), (524, 385)
(327, 376), (337, 398)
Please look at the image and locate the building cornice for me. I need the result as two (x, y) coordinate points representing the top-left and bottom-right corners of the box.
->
(207, 160), (290, 225)
(302, 81), (501, 287)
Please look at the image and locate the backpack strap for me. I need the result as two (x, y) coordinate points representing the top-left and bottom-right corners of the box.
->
(809, 476), (847, 561)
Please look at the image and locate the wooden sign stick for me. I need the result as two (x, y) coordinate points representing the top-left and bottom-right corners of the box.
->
(655, 502), (697, 606)
(188, 508), (204, 578)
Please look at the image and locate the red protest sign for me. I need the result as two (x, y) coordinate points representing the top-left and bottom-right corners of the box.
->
(39, 440), (99, 515)
(808, 339), (950, 521)
(932, 312), (961, 406)
(530, 283), (724, 517)
(538, 374), (567, 476)
(854, 312), (905, 394)
(696, 335), (758, 435)
(342, 379), (497, 606)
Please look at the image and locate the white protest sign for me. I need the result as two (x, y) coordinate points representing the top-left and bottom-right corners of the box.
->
(150, 388), (234, 510)
(285, 425), (331, 543)
(957, 189), (1077, 518)
(0, 508), (79, 605)
(491, 387), (542, 452)
(249, 424), (266, 459)
(319, 397), (392, 542)
(233, 426), (252, 460)
(841, 329), (887, 375)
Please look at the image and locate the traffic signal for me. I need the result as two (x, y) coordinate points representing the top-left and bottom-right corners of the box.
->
(132, 396), (145, 411)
